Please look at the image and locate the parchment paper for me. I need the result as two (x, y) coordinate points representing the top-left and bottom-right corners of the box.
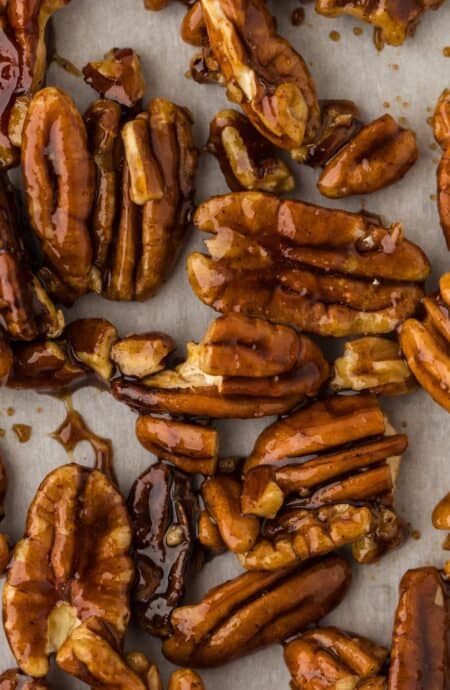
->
(1, 0), (450, 686)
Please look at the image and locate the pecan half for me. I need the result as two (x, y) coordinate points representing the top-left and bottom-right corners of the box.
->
(106, 98), (197, 300)
(128, 462), (198, 637)
(207, 109), (295, 193)
(22, 87), (96, 296)
(400, 272), (450, 412)
(163, 555), (351, 667)
(83, 48), (145, 107)
(300, 99), (362, 167)
(201, 0), (320, 156)
(240, 394), (406, 568)
(331, 337), (415, 395)
(111, 332), (175, 378)
(388, 567), (450, 690)
(190, 192), (430, 337)
(285, 627), (388, 690)
(434, 90), (450, 249)
(136, 416), (218, 475)
(3, 463), (133, 677)
(315, 0), (443, 46)
(112, 313), (329, 418)
(7, 340), (87, 392)
(317, 115), (418, 198)
(0, 669), (51, 690)
(432, 493), (450, 530)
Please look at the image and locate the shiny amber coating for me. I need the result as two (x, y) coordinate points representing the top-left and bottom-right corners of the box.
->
(83, 48), (145, 107)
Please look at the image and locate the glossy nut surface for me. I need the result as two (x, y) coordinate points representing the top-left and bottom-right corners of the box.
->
(190, 191), (429, 337)
(0, 668), (52, 690)
(317, 115), (418, 198)
(7, 340), (87, 392)
(162, 555), (351, 667)
(301, 99), (362, 167)
(3, 464), (133, 677)
(83, 48), (145, 107)
(65, 318), (118, 381)
(111, 332), (175, 378)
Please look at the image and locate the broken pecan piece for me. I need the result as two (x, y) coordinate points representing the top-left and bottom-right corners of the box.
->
(7, 340), (87, 392)
(301, 99), (362, 167)
(317, 115), (418, 198)
(65, 318), (118, 381)
(169, 669), (205, 690)
(163, 555), (351, 667)
(112, 313), (329, 418)
(0, 669), (51, 690)
(190, 192), (430, 337)
(136, 416), (218, 475)
(388, 567), (450, 690)
(285, 627), (388, 690)
(22, 87), (96, 297)
(332, 337), (415, 395)
(201, 0), (320, 156)
(432, 492), (450, 530)
(240, 394), (406, 568)
(83, 48), (145, 107)
(207, 109), (295, 193)
(434, 90), (450, 249)
(315, 0), (443, 46)
(0, 452), (9, 574)
(128, 462), (198, 637)
(400, 272), (450, 412)
(3, 463), (133, 677)
(111, 332), (175, 378)
(181, 1), (208, 46)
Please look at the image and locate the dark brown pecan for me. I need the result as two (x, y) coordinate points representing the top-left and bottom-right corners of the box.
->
(317, 115), (418, 198)
(315, 0), (443, 46)
(112, 313), (329, 418)
(207, 109), (295, 193)
(201, 0), (320, 156)
(388, 567), (450, 690)
(301, 99), (362, 167)
(22, 87), (96, 297)
(162, 556), (351, 667)
(0, 451), (9, 575)
(189, 192), (430, 337)
(3, 463), (133, 678)
(240, 394), (406, 569)
(65, 318), (118, 381)
(83, 48), (145, 107)
(128, 462), (198, 637)
(400, 273), (450, 412)
(187, 47), (226, 86)
(285, 627), (388, 690)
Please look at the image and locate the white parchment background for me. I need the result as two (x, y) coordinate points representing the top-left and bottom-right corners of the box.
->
(0, 0), (449, 686)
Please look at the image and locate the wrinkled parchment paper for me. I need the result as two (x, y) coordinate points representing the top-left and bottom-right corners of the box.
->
(1, 0), (450, 686)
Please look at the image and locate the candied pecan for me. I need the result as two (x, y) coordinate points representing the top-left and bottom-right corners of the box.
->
(239, 395), (406, 568)
(21, 87), (96, 297)
(332, 337), (415, 395)
(315, 0), (443, 46)
(128, 462), (198, 637)
(187, 48), (226, 86)
(3, 463), (133, 678)
(317, 115), (418, 198)
(434, 90), (450, 150)
(190, 192), (430, 337)
(207, 109), (295, 193)
(201, 475), (260, 553)
(400, 272), (450, 412)
(181, 1), (208, 46)
(162, 555), (351, 667)
(112, 314), (329, 418)
(7, 340), (87, 392)
(300, 99), (362, 167)
(0, 452), (9, 574)
(0, 669), (51, 690)
(432, 492), (450, 530)
(388, 567), (450, 690)
(434, 91), (450, 249)
(201, 0), (320, 156)
(285, 627), (388, 690)
(198, 509), (226, 554)
(106, 98), (197, 300)
(83, 48), (145, 108)
(169, 669), (205, 690)
(111, 332), (175, 378)
(0, 333), (12, 384)
(65, 318), (118, 381)
(136, 416), (218, 475)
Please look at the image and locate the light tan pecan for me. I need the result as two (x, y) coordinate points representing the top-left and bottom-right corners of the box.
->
(189, 192), (430, 337)
(110, 332), (175, 378)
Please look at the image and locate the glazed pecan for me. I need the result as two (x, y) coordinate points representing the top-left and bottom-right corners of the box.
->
(315, 0), (443, 46)
(169, 669), (205, 690)
(111, 332), (175, 378)
(65, 318), (118, 381)
(197, 509), (226, 554)
(207, 109), (295, 193)
(0, 0), (70, 167)
(0, 173), (64, 341)
(433, 492), (450, 532)
(7, 340), (87, 392)
(136, 416), (218, 475)
(187, 47), (226, 86)
(22, 87), (96, 297)
(332, 337), (415, 395)
(201, 0), (320, 156)
(0, 669), (51, 690)
(83, 48), (145, 107)
(189, 192), (430, 337)
(105, 98), (197, 300)
(3, 463), (133, 678)
(112, 313), (329, 418)
(0, 452), (9, 575)
(0, 332), (12, 384)
(240, 394), (406, 569)
(128, 462), (198, 637)
(388, 567), (450, 690)
(434, 90), (450, 248)
(163, 555), (351, 667)
(285, 627), (388, 690)
(300, 99), (362, 167)
(317, 115), (418, 198)
(400, 272), (450, 412)
(181, 1), (208, 46)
